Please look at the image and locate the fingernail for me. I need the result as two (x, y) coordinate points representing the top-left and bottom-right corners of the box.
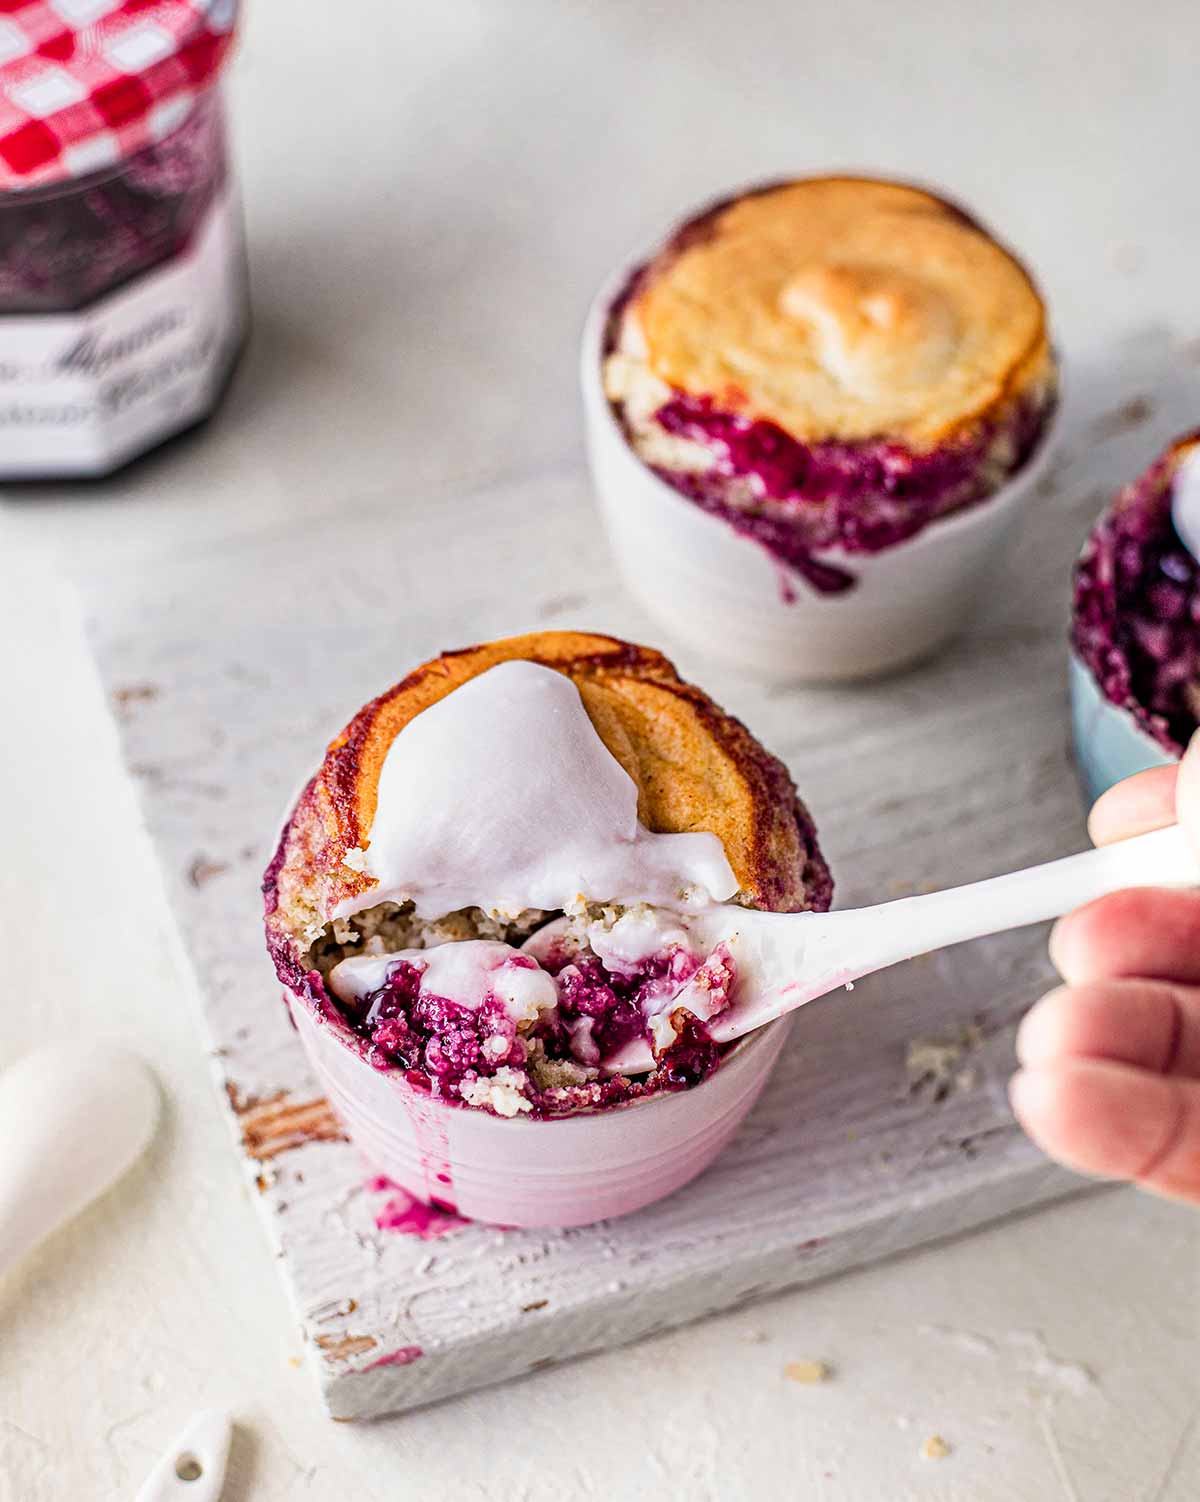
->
(1015, 987), (1070, 1066)
(1007, 1066), (1046, 1123)
(1015, 1005), (1045, 1067)
(1046, 916), (1070, 979)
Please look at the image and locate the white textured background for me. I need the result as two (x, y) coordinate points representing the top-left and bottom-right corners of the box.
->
(2, 2), (1199, 1498)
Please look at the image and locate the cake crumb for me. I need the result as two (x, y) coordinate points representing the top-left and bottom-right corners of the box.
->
(460, 1067), (533, 1117)
(906, 1024), (983, 1102)
(921, 1434), (951, 1461)
(785, 1359), (830, 1384)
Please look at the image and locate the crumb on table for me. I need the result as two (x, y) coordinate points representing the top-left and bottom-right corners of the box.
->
(921, 1434), (951, 1460)
(785, 1359), (831, 1384)
(906, 1024), (983, 1102)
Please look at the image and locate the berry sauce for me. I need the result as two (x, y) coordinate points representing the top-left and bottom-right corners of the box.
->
(648, 394), (1050, 594)
(334, 942), (727, 1118)
(655, 1009), (721, 1090)
(1072, 448), (1200, 755)
(366, 1175), (469, 1238)
(358, 959), (528, 1079)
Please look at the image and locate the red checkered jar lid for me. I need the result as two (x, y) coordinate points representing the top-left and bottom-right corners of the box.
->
(0, 0), (235, 188)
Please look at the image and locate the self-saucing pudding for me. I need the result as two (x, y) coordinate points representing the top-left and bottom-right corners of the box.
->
(264, 632), (831, 1119)
(1073, 433), (1200, 757)
(603, 176), (1057, 592)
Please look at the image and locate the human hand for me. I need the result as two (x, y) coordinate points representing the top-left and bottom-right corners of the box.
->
(1010, 736), (1200, 1203)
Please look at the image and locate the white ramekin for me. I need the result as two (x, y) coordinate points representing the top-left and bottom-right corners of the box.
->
(581, 267), (1058, 684)
(288, 992), (790, 1229)
(1068, 653), (1176, 805)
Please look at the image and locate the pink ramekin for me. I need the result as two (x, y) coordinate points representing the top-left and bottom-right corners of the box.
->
(288, 990), (790, 1229)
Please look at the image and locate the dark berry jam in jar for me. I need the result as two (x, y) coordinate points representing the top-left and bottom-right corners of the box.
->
(0, 3), (246, 478)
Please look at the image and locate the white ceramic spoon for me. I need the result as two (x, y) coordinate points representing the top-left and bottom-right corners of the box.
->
(0, 1042), (159, 1280)
(0, 1049), (228, 1501)
(604, 824), (1200, 1073)
(135, 1410), (233, 1502)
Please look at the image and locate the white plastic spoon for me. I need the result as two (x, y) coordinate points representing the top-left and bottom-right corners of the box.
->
(0, 1042), (159, 1280)
(135, 1410), (233, 1502)
(604, 824), (1200, 1073)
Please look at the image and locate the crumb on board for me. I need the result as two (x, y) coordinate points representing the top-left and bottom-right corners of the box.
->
(112, 681), (161, 717)
(921, 1434), (951, 1461)
(188, 854), (230, 888)
(906, 1024), (984, 1102)
(1089, 395), (1154, 439)
(785, 1360), (831, 1384)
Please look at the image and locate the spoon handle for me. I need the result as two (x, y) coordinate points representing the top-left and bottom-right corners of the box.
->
(609, 826), (1200, 1071)
(829, 824), (1200, 981)
(135, 1411), (233, 1502)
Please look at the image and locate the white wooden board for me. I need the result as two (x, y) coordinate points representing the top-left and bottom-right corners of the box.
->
(82, 333), (1200, 1421)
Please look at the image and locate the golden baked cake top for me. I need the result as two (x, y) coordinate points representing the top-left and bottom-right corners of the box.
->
(621, 176), (1052, 449)
(265, 630), (830, 959)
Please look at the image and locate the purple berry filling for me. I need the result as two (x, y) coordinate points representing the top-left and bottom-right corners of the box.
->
(336, 941), (727, 1119)
(1072, 447), (1200, 756)
(546, 943), (703, 1058)
(0, 90), (226, 315)
(360, 959), (528, 1078)
(653, 1011), (721, 1091)
(649, 395), (1051, 594)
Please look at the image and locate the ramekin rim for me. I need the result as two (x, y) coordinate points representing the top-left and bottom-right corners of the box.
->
(1067, 649), (1183, 762)
(288, 974), (790, 1133)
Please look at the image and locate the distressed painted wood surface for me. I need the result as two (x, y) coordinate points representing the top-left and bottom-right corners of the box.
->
(84, 333), (1200, 1421)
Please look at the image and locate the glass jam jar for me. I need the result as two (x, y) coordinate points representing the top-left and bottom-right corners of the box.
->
(0, 2), (246, 479)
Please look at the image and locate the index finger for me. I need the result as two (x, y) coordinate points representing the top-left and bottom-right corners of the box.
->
(1087, 764), (1178, 847)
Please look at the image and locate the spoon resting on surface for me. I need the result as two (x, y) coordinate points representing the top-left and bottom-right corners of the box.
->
(135, 1410), (233, 1502)
(0, 1043), (159, 1281)
(603, 824), (1200, 1074)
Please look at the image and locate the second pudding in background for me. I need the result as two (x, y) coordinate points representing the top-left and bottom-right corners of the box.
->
(1071, 431), (1200, 801)
(584, 175), (1058, 681)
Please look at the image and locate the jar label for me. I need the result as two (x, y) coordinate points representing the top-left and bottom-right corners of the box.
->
(0, 189), (246, 478)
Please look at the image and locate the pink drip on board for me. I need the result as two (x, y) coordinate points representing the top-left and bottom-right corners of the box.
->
(366, 1176), (468, 1238)
(364, 1345), (424, 1370)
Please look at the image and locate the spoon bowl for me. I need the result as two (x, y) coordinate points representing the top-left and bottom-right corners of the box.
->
(0, 1043), (159, 1280)
(605, 823), (1200, 1074)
